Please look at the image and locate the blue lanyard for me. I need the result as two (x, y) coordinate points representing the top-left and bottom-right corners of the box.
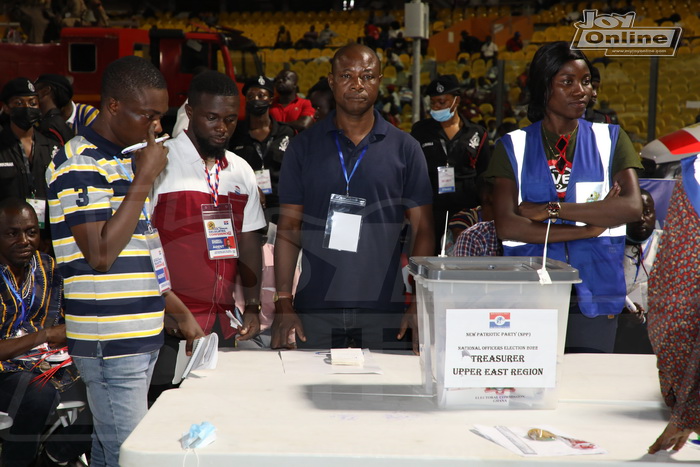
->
(334, 133), (368, 195)
(112, 155), (152, 227)
(2, 268), (35, 332)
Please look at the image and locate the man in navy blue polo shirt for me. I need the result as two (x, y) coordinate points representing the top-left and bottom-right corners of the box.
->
(271, 44), (434, 352)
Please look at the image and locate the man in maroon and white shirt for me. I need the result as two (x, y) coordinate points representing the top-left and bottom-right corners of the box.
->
(151, 71), (266, 342)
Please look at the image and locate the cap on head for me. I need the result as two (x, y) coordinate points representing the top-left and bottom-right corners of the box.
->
(35, 74), (73, 99)
(426, 74), (461, 97)
(35, 73), (74, 107)
(243, 75), (275, 96)
(0, 78), (37, 103)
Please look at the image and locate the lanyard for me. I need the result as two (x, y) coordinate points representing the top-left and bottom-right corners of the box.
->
(254, 139), (273, 169)
(204, 161), (221, 207)
(2, 268), (35, 332)
(112, 155), (152, 227)
(334, 133), (368, 196)
(439, 139), (450, 167)
(626, 240), (650, 283)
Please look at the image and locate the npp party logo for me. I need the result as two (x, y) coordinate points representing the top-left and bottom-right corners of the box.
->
(571, 10), (681, 57)
(489, 312), (510, 329)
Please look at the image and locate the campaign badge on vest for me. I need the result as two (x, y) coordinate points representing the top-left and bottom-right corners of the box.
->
(575, 182), (604, 203)
(26, 198), (46, 229)
(574, 181), (604, 227)
(437, 166), (456, 193)
(255, 169), (273, 195)
(145, 227), (171, 294)
(202, 203), (239, 259)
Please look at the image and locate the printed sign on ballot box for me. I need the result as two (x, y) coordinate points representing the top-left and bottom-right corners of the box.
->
(444, 308), (558, 389)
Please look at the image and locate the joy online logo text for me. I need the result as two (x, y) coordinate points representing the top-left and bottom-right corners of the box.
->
(572, 10), (681, 57)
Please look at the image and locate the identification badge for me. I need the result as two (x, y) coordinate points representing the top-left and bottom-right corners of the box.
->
(437, 166), (456, 193)
(145, 227), (171, 294)
(202, 203), (239, 259)
(323, 194), (366, 252)
(255, 169), (273, 195)
(27, 198), (46, 229)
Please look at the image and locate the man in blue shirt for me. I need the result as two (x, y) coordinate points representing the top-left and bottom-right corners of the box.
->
(271, 44), (433, 353)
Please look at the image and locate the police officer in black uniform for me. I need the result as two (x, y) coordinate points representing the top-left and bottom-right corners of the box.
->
(411, 74), (490, 253)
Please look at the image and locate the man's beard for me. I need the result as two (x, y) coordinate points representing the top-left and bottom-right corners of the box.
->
(195, 133), (227, 160)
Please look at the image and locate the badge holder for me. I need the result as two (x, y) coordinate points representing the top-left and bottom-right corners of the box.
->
(437, 166), (456, 194)
(202, 203), (239, 259)
(26, 198), (46, 229)
(255, 169), (273, 195)
(145, 226), (172, 294)
(322, 194), (366, 252)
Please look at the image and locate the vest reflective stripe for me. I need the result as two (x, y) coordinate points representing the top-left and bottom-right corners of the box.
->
(587, 124), (625, 237)
(500, 119), (626, 317)
(510, 129), (527, 205)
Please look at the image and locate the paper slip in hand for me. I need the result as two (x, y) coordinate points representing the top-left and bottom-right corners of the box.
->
(172, 333), (219, 384)
(472, 425), (606, 457)
(331, 348), (365, 366)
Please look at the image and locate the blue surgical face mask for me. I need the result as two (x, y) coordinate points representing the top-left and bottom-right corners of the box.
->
(430, 97), (457, 122)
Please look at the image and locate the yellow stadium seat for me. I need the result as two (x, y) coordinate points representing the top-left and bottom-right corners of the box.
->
(457, 52), (470, 63)
(383, 65), (397, 84)
(479, 103), (494, 115)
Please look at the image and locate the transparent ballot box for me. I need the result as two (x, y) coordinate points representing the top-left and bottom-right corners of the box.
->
(409, 256), (580, 409)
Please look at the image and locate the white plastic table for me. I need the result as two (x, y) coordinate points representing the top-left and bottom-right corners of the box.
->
(120, 351), (700, 466)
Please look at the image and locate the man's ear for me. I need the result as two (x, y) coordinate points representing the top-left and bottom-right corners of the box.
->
(107, 97), (119, 116)
(185, 103), (193, 121)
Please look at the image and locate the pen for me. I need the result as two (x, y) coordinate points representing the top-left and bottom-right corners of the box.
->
(121, 135), (170, 154)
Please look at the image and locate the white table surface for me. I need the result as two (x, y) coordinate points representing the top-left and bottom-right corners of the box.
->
(120, 351), (700, 466)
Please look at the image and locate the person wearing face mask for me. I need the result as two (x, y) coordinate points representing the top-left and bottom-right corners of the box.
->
(0, 77), (58, 245)
(229, 75), (295, 223)
(410, 74), (490, 254)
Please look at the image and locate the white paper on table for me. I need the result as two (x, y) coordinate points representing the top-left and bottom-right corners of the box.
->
(279, 349), (382, 375)
(472, 425), (606, 457)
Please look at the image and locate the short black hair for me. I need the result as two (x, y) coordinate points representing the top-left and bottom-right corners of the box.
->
(0, 197), (35, 219)
(101, 56), (167, 106)
(526, 41), (592, 122)
(188, 71), (239, 107)
(330, 44), (381, 74)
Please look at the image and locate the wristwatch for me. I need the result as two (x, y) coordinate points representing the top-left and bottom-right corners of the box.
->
(245, 299), (262, 313)
(546, 201), (561, 219)
(273, 292), (294, 302)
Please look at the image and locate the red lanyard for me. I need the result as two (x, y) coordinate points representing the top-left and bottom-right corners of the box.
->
(204, 161), (221, 207)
